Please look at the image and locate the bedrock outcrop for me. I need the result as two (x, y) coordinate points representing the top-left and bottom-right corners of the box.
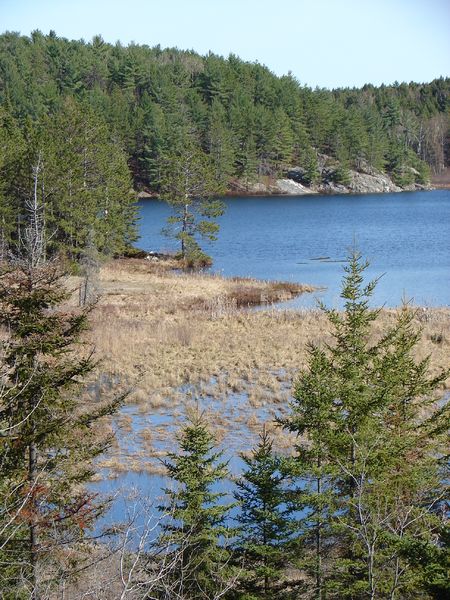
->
(229, 157), (432, 196)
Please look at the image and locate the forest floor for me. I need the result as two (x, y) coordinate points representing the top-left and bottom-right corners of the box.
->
(67, 257), (450, 476)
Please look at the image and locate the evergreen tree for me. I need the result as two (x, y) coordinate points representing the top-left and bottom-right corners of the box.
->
(0, 105), (24, 259)
(0, 30), (448, 192)
(208, 98), (235, 187)
(344, 108), (369, 170)
(156, 412), (234, 599)
(365, 109), (388, 172)
(159, 140), (225, 267)
(234, 426), (293, 599)
(298, 146), (321, 186)
(42, 99), (137, 257)
(0, 258), (124, 598)
(235, 135), (259, 187)
(271, 108), (294, 175)
(138, 100), (167, 188)
(1, 98), (137, 260)
(281, 345), (338, 599)
(229, 92), (258, 182)
(399, 525), (450, 599)
(282, 251), (449, 599)
(329, 110), (352, 185)
(254, 105), (279, 177)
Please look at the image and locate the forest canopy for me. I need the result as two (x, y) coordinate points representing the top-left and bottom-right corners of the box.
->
(0, 30), (449, 259)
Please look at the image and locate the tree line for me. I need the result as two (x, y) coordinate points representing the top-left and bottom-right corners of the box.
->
(1, 248), (448, 598)
(1, 31), (449, 186)
(152, 253), (448, 600)
(0, 31), (449, 262)
(1, 30), (448, 599)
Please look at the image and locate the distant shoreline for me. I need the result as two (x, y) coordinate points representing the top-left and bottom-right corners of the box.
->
(137, 162), (439, 199)
(136, 186), (440, 200)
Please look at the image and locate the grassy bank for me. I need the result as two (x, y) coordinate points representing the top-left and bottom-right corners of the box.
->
(67, 258), (450, 475)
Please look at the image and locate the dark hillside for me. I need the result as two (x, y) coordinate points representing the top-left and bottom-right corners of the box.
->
(0, 31), (448, 192)
(0, 31), (449, 260)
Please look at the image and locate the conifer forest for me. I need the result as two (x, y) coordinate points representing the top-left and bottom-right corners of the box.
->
(0, 31), (449, 599)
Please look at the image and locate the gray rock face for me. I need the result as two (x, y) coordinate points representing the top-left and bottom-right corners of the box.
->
(347, 170), (402, 194)
(319, 181), (350, 194)
(270, 167), (405, 195)
(276, 179), (317, 195)
(228, 156), (432, 196)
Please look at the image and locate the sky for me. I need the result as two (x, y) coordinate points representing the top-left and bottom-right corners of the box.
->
(0, 0), (449, 89)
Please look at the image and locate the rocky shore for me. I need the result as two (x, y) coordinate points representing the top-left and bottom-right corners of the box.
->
(137, 155), (435, 199)
(229, 155), (432, 196)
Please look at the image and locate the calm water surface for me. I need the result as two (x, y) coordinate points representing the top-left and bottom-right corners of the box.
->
(92, 190), (450, 533)
(138, 190), (450, 307)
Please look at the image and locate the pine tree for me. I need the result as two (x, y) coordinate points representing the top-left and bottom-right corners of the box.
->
(1, 98), (136, 261)
(271, 108), (294, 176)
(365, 109), (388, 172)
(208, 98), (235, 187)
(254, 105), (278, 177)
(344, 108), (369, 170)
(282, 250), (449, 598)
(229, 92), (258, 183)
(0, 31), (448, 188)
(0, 211), (124, 597)
(156, 412), (234, 599)
(329, 113), (352, 186)
(139, 100), (168, 189)
(299, 146), (321, 186)
(40, 99), (137, 257)
(0, 105), (25, 259)
(236, 135), (259, 188)
(159, 140), (225, 267)
(234, 426), (293, 598)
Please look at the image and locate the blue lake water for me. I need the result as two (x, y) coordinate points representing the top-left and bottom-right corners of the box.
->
(91, 389), (268, 535)
(92, 190), (450, 535)
(137, 190), (450, 308)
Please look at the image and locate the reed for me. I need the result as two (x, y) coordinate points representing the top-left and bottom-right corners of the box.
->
(66, 258), (449, 475)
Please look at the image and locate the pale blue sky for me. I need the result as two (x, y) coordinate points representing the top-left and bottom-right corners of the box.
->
(0, 0), (449, 89)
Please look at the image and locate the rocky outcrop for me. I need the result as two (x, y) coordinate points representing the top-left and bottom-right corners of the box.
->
(228, 157), (433, 196)
(347, 170), (402, 194)
(138, 157), (433, 199)
(276, 179), (318, 195)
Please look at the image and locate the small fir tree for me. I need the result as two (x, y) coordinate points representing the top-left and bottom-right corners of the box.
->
(282, 250), (449, 599)
(281, 345), (339, 599)
(156, 411), (234, 599)
(0, 204), (122, 600)
(159, 141), (225, 268)
(0, 259), (124, 598)
(234, 426), (294, 599)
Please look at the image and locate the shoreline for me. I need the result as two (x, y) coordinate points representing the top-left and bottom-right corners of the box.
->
(77, 257), (450, 480)
(136, 162), (442, 199)
(431, 183), (450, 190)
(137, 187), (440, 200)
(137, 183), (439, 200)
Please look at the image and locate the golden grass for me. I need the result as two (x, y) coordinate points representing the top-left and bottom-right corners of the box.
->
(67, 258), (449, 473)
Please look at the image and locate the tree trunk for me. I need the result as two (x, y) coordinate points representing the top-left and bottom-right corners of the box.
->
(28, 351), (39, 599)
(29, 437), (39, 600)
(316, 456), (323, 600)
(181, 203), (189, 258)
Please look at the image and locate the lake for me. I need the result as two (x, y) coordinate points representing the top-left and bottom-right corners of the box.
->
(92, 189), (450, 535)
(137, 190), (450, 308)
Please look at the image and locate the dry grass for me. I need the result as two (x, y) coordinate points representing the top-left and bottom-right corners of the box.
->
(67, 258), (449, 473)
